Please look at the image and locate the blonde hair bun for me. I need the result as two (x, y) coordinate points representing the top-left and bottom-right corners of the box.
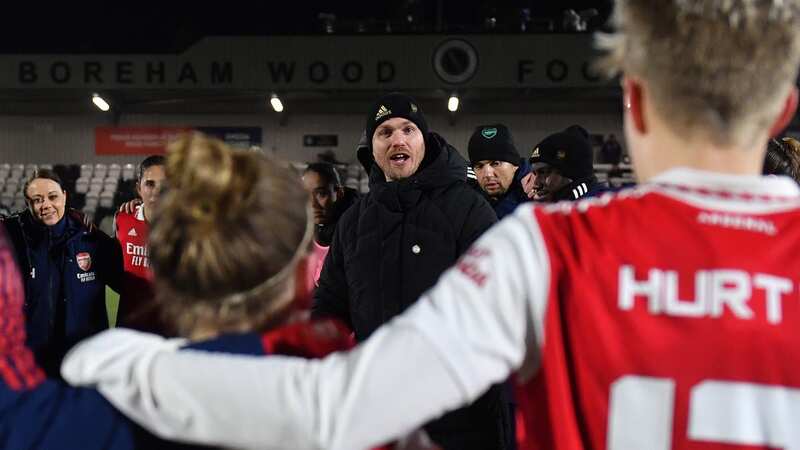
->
(149, 132), (311, 336)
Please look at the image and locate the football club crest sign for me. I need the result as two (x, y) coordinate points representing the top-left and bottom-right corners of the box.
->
(76, 252), (92, 272)
(481, 127), (498, 139)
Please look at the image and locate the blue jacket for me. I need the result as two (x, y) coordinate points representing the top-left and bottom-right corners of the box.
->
(1, 209), (122, 375)
(0, 332), (266, 450)
(490, 158), (533, 220)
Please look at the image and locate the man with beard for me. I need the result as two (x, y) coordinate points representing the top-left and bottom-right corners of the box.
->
(468, 124), (532, 219)
(309, 92), (513, 450)
(525, 125), (606, 202)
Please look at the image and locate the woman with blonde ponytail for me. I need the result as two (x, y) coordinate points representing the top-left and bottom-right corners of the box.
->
(150, 132), (315, 338)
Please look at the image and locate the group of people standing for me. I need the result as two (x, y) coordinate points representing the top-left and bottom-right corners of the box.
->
(0, 88), (612, 449)
(0, 154), (168, 378)
(3, 0), (800, 445)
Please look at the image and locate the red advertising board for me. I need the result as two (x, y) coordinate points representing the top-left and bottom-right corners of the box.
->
(95, 127), (193, 155)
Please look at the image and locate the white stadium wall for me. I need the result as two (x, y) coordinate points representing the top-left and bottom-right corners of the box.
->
(0, 112), (624, 165)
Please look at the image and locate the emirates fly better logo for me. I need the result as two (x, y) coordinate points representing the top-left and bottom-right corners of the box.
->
(76, 252), (92, 272)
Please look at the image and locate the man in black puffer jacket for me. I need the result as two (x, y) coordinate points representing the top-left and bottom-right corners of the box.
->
(312, 93), (513, 450)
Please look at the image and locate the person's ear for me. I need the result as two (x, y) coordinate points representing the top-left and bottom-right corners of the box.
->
(334, 186), (345, 202)
(623, 76), (647, 134)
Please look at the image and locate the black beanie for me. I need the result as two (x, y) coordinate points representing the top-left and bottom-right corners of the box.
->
(364, 92), (429, 148)
(467, 124), (520, 165)
(529, 125), (594, 181)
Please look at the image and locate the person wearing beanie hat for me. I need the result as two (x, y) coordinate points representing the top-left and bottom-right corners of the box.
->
(359, 92), (430, 181)
(468, 124), (533, 219)
(315, 93), (514, 450)
(524, 125), (606, 202)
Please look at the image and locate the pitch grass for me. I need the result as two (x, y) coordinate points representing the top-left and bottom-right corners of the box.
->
(106, 286), (119, 327)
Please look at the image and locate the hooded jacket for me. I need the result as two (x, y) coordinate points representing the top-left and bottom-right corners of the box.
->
(1, 209), (121, 375)
(313, 132), (496, 339)
(313, 132), (514, 450)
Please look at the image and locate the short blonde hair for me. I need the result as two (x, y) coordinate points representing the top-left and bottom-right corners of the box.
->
(597, 0), (800, 146)
(149, 132), (311, 336)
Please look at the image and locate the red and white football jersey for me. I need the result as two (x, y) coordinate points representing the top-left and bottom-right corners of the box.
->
(511, 169), (800, 449)
(114, 205), (156, 331)
(60, 169), (800, 450)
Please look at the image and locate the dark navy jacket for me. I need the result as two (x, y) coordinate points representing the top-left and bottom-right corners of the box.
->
(0, 329), (351, 449)
(1, 209), (122, 375)
(0, 331), (266, 450)
(488, 158), (533, 220)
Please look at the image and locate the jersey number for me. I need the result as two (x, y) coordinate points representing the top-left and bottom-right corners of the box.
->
(608, 375), (800, 449)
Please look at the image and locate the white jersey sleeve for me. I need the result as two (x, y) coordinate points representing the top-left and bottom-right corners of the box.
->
(62, 205), (550, 450)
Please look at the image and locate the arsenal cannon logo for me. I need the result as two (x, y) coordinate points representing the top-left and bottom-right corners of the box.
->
(76, 252), (92, 272)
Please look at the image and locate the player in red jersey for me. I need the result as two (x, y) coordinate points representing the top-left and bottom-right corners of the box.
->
(114, 155), (165, 331)
(63, 1), (800, 449)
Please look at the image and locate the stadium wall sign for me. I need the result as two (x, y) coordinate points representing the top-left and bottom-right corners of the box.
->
(95, 126), (262, 155)
(2, 35), (607, 90)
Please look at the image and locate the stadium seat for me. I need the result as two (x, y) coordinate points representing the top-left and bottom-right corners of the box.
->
(74, 177), (90, 194)
(79, 164), (93, 179)
(103, 180), (118, 193)
(39, 164), (53, 171)
(0, 194), (13, 207)
(99, 191), (115, 209)
(107, 164), (122, 180)
(88, 182), (103, 196)
(121, 163), (136, 181)
(8, 169), (23, 182)
(93, 164), (108, 179)
(84, 194), (99, 210)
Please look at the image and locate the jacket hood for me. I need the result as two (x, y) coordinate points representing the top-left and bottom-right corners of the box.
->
(365, 131), (467, 191)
